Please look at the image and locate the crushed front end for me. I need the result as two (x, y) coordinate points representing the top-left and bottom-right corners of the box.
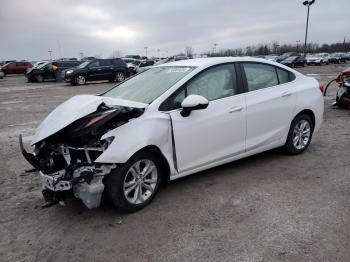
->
(20, 103), (144, 208)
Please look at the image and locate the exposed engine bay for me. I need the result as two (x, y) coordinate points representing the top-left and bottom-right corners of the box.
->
(20, 102), (144, 208)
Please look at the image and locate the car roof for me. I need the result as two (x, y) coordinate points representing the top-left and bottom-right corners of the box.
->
(154, 57), (278, 68)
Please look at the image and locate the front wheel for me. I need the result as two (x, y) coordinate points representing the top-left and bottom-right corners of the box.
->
(284, 114), (314, 155)
(36, 74), (44, 82)
(104, 151), (162, 212)
(75, 74), (86, 85)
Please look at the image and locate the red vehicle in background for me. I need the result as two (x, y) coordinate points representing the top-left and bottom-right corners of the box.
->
(324, 67), (350, 108)
(336, 67), (350, 83)
(1, 61), (32, 75)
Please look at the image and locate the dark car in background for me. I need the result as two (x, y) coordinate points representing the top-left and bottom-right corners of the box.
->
(26, 60), (81, 82)
(281, 55), (307, 68)
(276, 52), (299, 63)
(1, 61), (32, 75)
(64, 58), (127, 85)
(329, 53), (347, 64)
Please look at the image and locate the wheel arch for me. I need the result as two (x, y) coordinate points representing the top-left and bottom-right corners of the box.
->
(293, 109), (315, 129)
(135, 145), (171, 182)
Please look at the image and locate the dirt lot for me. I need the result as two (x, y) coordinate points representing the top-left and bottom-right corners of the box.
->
(0, 63), (349, 262)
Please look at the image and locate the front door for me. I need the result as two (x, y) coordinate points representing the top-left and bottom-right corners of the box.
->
(87, 61), (103, 80)
(168, 64), (246, 173)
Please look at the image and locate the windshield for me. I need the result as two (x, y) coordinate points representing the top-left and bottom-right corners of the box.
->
(103, 66), (195, 104)
(38, 62), (50, 69)
(284, 56), (297, 62)
(77, 61), (90, 69)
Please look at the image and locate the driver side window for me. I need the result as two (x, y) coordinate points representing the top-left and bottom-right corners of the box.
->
(165, 64), (237, 110)
(89, 61), (100, 68)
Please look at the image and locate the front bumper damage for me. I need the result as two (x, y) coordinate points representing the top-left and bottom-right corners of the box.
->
(19, 135), (115, 208)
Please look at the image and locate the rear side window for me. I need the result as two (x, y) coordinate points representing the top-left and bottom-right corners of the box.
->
(276, 68), (290, 84)
(100, 60), (112, 66)
(89, 61), (100, 68)
(242, 63), (278, 91)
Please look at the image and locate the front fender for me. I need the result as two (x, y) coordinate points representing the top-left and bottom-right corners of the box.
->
(95, 113), (177, 175)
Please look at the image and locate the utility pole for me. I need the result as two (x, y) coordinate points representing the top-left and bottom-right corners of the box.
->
(302, 0), (316, 57)
(48, 50), (53, 60)
(213, 43), (218, 55)
(144, 46), (148, 58)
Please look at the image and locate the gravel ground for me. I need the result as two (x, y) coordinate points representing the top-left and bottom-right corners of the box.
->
(0, 63), (349, 262)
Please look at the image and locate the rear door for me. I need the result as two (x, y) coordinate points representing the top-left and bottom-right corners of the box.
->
(15, 62), (24, 74)
(99, 59), (114, 80)
(241, 62), (297, 151)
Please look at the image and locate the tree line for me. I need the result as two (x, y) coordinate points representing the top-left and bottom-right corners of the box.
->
(201, 41), (350, 57)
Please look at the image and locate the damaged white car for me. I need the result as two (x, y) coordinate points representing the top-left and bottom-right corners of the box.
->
(20, 57), (324, 212)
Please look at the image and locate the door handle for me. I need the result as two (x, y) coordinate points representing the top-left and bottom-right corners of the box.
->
(281, 91), (292, 97)
(97, 68), (102, 71)
(228, 106), (243, 113)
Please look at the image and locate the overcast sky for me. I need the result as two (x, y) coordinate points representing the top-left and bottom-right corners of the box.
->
(0, 0), (349, 61)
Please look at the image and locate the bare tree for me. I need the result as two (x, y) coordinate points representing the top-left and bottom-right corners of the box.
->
(185, 46), (195, 58)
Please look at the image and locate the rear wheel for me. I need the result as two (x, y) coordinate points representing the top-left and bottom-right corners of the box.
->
(284, 114), (314, 154)
(104, 151), (162, 212)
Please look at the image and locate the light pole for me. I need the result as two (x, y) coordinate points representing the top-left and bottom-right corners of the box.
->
(157, 49), (160, 58)
(144, 46), (148, 58)
(296, 40), (301, 51)
(213, 43), (218, 55)
(48, 50), (53, 60)
(302, 0), (316, 57)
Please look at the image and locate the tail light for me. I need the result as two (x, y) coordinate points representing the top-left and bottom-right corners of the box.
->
(319, 83), (324, 93)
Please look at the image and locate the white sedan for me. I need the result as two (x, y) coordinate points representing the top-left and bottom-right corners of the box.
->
(20, 57), (324, 212)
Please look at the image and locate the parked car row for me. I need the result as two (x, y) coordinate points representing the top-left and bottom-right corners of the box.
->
(255, 52), (350, 69)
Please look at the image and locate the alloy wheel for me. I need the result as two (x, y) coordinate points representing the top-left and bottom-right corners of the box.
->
(123, 159), (158, 205)
(116, 72), (125, 82)
(76, 75), (86, 85)
(292, 120), (311, 150)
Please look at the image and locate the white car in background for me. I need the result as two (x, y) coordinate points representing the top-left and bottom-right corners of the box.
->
(265, 55), (279, 62)
(307, 53), (330, 65)
(20, 57), (324, 212)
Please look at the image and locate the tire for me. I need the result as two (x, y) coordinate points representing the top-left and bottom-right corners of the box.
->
(284, 114), (314, 155)
(75, 74), (86, 85)
(116, 71), (125, 82)
(36, 74), (44, 82)
(104, 151), (162, 212)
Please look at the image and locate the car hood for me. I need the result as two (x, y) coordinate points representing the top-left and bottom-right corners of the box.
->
(31, 95), (147, 145)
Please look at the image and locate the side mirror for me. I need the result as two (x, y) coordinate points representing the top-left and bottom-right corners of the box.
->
(180, 95), (209, 117)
